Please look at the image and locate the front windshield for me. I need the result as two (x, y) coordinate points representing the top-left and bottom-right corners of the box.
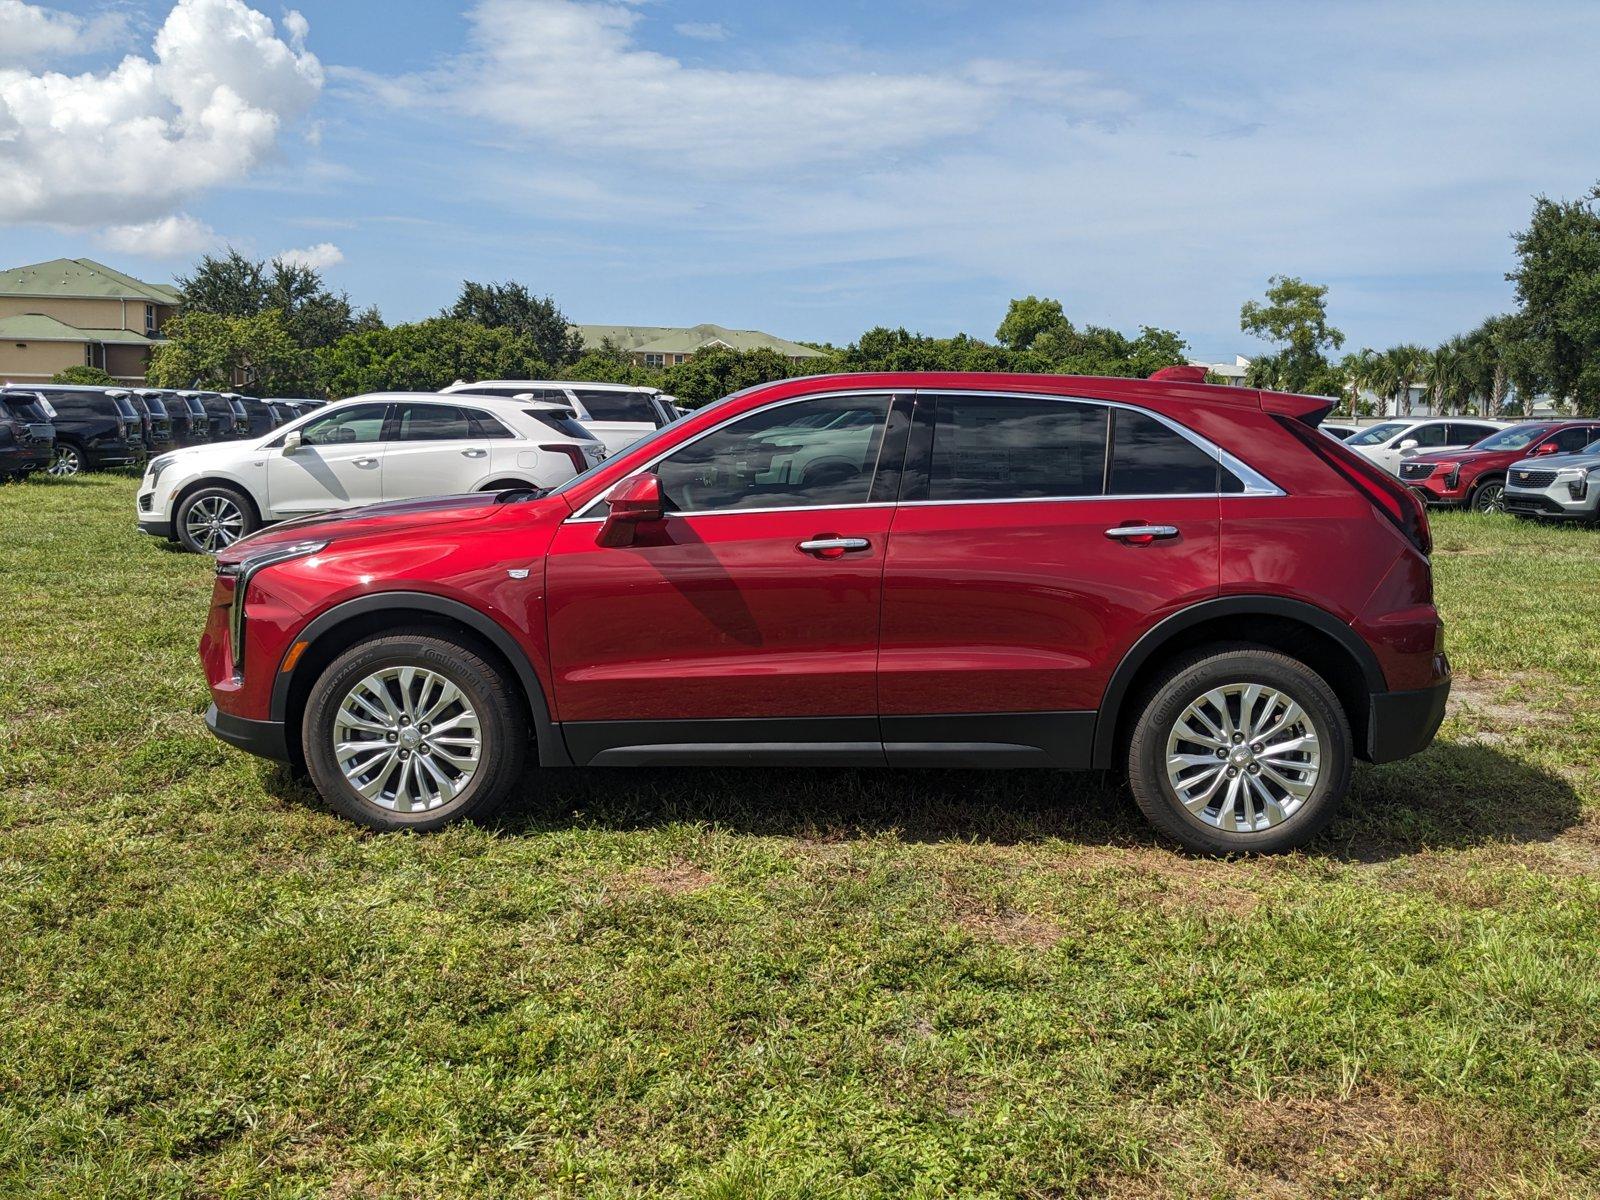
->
(1472, 424), (1545, 451)
(1346, 421), (1410, 447)
(1583, 438), (1600, 456)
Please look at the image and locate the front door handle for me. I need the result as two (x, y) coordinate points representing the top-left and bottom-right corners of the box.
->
(353, 457), (379, 468)
(798, 536), (871, 558)
(461, 448), (488, 458)
(1104, 524), (1179, 544)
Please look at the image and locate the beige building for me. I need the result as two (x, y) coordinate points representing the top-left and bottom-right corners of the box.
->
(574, 323), (828, 370)
(0, 258), (181, 386)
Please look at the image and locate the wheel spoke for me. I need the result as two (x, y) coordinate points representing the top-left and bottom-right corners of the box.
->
(332, 664), (481, 814)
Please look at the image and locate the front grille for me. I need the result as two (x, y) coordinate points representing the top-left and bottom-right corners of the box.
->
(1512, 469), (1557, 488)
(1399, 462), (1435, 481)
(1505, 494), (1570, 516)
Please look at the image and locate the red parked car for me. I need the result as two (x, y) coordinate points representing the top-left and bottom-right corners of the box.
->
(1398, 420), (1600, 512)
(201, 371), (1450, 854)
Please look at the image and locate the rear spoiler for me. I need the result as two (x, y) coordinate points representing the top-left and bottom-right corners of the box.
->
(1258, 390), (1337, 428)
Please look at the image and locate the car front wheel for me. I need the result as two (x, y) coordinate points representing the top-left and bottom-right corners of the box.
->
(1469, 478), (1506, 514)
(1126, 646), (1352, 854)
(175, 485), (256, 554)
(301, 632), (527, 831)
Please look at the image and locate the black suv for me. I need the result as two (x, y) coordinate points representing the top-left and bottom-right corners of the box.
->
(1, 390), (56, 480)
(147, 391), (211, 447)
(3, 386), (142, 475)
(128, 391), (176, 457)
(182, 391), (250, 441)
(230, 394), (285, 438)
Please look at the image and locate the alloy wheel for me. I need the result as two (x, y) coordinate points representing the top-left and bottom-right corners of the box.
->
(47, 446), (81, 476)
(184, 495), (245, 553)
(1164, 683), (1322, 834)
(331, 666), (483, 813)
(1473, 482), (1505, 514)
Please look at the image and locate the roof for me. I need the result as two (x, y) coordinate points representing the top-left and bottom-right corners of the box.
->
(0, 313), (155, 344)
(0, 258), (179, 304)
(574, 323), (827, 359)
(446, 379), (661, 395)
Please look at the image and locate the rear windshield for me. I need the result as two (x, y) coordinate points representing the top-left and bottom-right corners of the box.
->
(140, 394), (168, 417)
(3, 395), (50, 421)
(229, 399), (248, 417)
(184, 396), (208, 415)
(524, 407), (594, 441)
(112, 395), (139, 420)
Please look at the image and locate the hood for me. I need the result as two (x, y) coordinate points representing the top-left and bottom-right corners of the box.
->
(1508, 451), (1599, 473)
(152, 440), (257, 472)
(1407, 446), (1501, 466)
(217, 490), (553, 564)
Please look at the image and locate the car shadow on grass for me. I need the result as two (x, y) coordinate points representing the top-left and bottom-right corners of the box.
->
(268, 734), (1581, 862)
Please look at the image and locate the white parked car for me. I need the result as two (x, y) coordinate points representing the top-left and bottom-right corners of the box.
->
(441, 380), (680, 454)
(1343, 417), (1506, 476)
(136, 392), (606, 554)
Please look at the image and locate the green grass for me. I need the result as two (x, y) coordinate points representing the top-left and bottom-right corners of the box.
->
(2, 473), (1598, 1198)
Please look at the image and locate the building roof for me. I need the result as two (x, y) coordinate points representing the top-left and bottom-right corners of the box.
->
(0, 313), (155, 344)
(575, 322), (827, 359)
(0, 258), (179, 305)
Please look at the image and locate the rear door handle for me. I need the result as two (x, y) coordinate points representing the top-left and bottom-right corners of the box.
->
(353, 457), (379, 468)
(1105, 524), (1179, 544)
(798, 536), (871, 558)
(461, 448), (488, 458)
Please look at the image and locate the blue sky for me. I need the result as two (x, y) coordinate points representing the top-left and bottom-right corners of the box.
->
(3, 0), (1598, 360)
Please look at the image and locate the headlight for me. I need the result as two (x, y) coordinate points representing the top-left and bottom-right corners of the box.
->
(219, 540), (328, 671)
(146, 452), (177, 487)
(1437, 462), (1460, 487)
(1570, 468), (1590, 501)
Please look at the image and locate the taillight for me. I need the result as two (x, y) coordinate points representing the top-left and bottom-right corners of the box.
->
(541, 443), (589, 475)
(1278, 417), (1432, 556)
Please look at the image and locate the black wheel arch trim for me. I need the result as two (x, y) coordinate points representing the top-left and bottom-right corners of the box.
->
(268, 591), (568, 766)
(1090, 595), (1386, 769)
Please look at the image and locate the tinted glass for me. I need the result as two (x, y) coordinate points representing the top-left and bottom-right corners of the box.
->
(1545, 426), (1596, 453)
(110, 396), (137, 420)
(1347, 421), (1409, 446)
(1107, 408), (1220, 494)
(1410, 424), (1450, 447)
(141, 394), (168, 418)
(575, 389), (657, 422)
(396, 403), (472, 441)
(298, 403), (389, 446)
(184, 396), (207, 416)
(525, 408), (592, 440)
(464, 409), (515, 438)
(928, 395), (1105, 501)
(657, 394), (891, 512)
(1474, 423), (1545, 451)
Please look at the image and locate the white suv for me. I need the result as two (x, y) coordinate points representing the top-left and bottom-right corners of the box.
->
(136, 392), (606, 554)
(441, 380), (679, 453)
(1344, 417), (1505, 476)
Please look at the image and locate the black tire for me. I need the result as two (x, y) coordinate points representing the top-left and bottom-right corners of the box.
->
(1469, 476), (1506, 514)
(1125, 645), (1352, 855)
(301, 631), (527, 832)
(174, 484), (257, 554)
(47, 440), (86, 476)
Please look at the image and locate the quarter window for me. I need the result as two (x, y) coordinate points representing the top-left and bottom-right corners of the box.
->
(1106, 408), (1220, 495)
(464, 409), (516, 439)
(928, 395), (1106, 501)
(298, 403), (389, 446)
(656, 394), (892, 513)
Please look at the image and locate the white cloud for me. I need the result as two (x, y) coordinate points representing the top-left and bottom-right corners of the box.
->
(275, 242), (344, 270)
(0, 0), (322, 229)
(96, 213), (220, 258)
(399, 0), (1113, 173)
(674, 21), (726, 41)
(0, 0), (128, 66)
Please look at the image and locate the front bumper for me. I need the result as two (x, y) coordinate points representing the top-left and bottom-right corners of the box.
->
(1504, 484), (1597, 520)
(1366, 677), (1450, 764)
(138, 517), (174, 538)
(206, 703), (290, 762)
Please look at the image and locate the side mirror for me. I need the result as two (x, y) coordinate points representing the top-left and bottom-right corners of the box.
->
(281, 430), (302, 453)
(1533, 441), (1561, 456)
(1397, 438), (1420, 453)
(597, 472), (663, 547)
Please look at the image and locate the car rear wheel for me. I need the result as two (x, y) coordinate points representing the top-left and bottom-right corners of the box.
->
(1469, 478), (1506, 514)
(47, 442), (83, 476)
(175, 485), (256, 554)
(1126, 646), (1352, 854)
(302, 632), (527, 831)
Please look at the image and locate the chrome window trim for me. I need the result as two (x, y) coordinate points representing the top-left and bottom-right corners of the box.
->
(564, 386), (1285, 523)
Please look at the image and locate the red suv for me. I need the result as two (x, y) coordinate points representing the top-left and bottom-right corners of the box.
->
(1399, 420), (1600, 512)
(201, 372), (1450, 853)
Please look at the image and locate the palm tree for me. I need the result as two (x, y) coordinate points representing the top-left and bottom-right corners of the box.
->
(1425, 339), (1472, 414)
(1340, 348), (1379, 418)
(1462, 316), (1513, 417)
(1243, 352), (1285, 390)
(1384, 344), (1428, 416)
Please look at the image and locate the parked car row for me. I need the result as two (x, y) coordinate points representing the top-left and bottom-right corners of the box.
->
(0, 383), (329, 479)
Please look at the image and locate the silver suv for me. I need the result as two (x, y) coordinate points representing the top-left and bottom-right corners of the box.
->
(1504, 435), (1600, 523)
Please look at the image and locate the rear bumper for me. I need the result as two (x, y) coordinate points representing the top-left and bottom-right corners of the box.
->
(1366, 677), (1450, 764)
(206, 703), (290, 762)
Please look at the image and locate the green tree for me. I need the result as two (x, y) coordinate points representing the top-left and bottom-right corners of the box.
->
(50, 365), (117, 386)
(1424, 338), (1473, 414)
(176, 250), (265, 317)
(1339, 349), (1381, 418)
(1239, 276), (1345, 394)
(662, 347), (795, 407)
(315, 319), (550, 398)
(446, 281), (583, 367)
(1507, 182), (1600, 415)
(147, 310), (315, 396)
(177, 251), (359, 350)
(995, 296), (1071, 350)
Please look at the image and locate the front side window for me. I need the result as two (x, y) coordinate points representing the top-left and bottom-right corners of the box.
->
(1347, 421), (1409, 447)
(575, 390), (657, 422)
(396, 403), (473, 441)
(1106, 408), (1220, 494)
(928, 395), (1106, 501)
(298, 403), (389, 446)
(656, 394), (891, 513)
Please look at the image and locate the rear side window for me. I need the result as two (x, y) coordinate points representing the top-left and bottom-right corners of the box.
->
(464, 409), (515, 439)
(1543, 426), (1596, 454)
(1106, 408), (1220, 495)
(1410, 424), (1451, 448)
(927, 395), (1106, 500)
(575, 389), (657, 422)
(524, 408), (592, 440)
(396, 403), (473, 441)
